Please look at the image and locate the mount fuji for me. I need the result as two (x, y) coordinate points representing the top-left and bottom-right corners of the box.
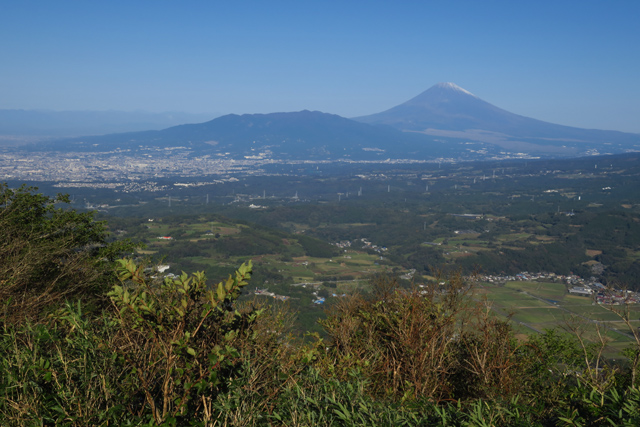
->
(23, 83), (640, 161)
(354, 83), (640, 156)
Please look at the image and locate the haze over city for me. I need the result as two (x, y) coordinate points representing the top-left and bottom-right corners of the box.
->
(2, 0), (639, 133)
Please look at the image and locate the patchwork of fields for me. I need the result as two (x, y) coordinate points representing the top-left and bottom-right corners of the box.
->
(478, 281), (640, 357)
(119, 215), (640, 355)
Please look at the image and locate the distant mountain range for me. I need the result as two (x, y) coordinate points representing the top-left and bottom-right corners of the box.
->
(21, 83), (640, 160)
(31, 110), (456, 160)
(0, 109), (216, 137)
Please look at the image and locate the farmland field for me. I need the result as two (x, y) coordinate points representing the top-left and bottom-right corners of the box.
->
(108, 198), (640, 355)
(480, 280), (640, 357)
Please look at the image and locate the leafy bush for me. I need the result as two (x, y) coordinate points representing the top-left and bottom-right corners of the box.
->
(0, 260), (300, 425)
(106, 259), (261, 424)
(0, 184), (136, 324)
(317, 273), (527, 402)
(0, 298), (142, 425)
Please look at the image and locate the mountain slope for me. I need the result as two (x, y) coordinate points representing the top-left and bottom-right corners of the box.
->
(355, 83), (640, 153)
(23, 84), (640, 160)
(35, 110), (456, 159)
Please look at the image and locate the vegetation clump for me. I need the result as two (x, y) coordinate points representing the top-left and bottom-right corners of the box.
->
(0, 184), (135, 324)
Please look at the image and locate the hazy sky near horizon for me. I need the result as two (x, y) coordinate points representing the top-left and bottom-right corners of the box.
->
(2, 1), (639, 132)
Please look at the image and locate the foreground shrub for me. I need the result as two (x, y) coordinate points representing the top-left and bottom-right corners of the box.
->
(3, 258), (640, 425)
(107, 259), (263, 424)
(318, 273), (527, 402)
(0, 184), (136, 324)
(556, 383), (640, 426)
(0, 260), (297, 425)
(0, 303), (126, 425)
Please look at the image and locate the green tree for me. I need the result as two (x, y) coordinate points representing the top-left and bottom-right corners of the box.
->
(0, 184), (136, 323)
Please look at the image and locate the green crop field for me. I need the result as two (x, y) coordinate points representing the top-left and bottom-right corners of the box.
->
(479, 280), (640, 357)
(510, 307), (565, 325)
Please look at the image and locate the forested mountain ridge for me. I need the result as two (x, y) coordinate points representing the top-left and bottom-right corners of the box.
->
(31, 110), (453, 159)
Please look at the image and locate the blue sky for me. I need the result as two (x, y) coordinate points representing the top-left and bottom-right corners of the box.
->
(2, 0), (639, 132)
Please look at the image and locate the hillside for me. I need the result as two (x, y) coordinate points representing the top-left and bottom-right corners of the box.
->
(355, 82), (640, 156)
(32, 110), (454, 160)
(21, 84), (640, 161)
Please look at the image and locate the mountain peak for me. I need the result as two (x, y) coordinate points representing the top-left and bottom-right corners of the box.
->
(354, 83), (640, 154)
(432, 82), (476, 97)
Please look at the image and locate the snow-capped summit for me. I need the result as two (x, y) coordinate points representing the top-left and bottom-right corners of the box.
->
(353, 82), (500, 131)
(434, 82), (476, 97)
